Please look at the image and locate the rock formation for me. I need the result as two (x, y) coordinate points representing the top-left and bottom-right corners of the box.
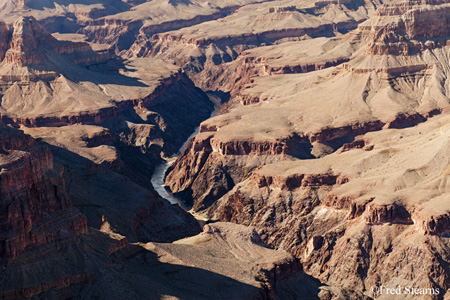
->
(0, 125), (87, 262)
(124, 0), (376, 90)
(361, 0), (450, 55)
(4, 16), (56, 65)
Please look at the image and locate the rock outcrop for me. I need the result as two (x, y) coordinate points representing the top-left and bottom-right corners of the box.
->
(146, 222), (322, 299)
(0, 16), (112, 95)
(4, 16), (57, 66)
(0, 125), (87, 262)
(361, 0), (450, 55)
(3, 16), (109, 68)
(0, 22), (9, 62)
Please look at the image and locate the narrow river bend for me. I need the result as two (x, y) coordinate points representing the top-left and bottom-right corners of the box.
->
(150, 94), (221, 208)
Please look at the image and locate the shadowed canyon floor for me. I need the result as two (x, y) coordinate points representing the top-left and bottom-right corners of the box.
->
(2, 0), (450, 299)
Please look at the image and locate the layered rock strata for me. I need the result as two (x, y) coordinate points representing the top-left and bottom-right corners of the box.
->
(0, 16), (111, 94)
(360, 0), (450, 55)
(0, 125), (87, 262)
(164, 1), (450, 298)
(125, 0), (375, 90)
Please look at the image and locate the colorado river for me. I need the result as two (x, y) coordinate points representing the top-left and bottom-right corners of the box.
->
(150, 126), (201, 208)
(151, 94), (221, 208)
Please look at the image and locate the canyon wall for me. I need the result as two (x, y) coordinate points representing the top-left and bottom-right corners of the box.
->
(0, 125), (87, 263)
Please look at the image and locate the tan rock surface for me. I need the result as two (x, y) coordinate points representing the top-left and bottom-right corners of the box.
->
(0, 17), (181, 121)
(126, 0), (381, 91)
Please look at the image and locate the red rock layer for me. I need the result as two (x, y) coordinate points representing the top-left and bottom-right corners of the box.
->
(421, 212), (450, 235)
(79, 19), (143, 51)
(0, 274), (92, 300)
(254, 172), (350, 190)
(0, 22), (9, 62)
(166, 111), (434, 212)
(0, 125), (87, 262)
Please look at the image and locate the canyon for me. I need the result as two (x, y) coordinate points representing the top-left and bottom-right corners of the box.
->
(1, 0), (450, 299)
(160, 0), (450, 298)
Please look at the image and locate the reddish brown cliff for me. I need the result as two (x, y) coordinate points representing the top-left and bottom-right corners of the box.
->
(0, 125), (87, 262)
(0, 22), (9, 62)
(4, 16), (56, 66)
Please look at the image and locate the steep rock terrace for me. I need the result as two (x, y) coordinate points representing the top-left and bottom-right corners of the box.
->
(0, 125), (87, 263)
(360, 0), (450, 55)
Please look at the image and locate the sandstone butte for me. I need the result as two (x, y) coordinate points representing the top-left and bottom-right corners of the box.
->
(1, 0), (450, 299)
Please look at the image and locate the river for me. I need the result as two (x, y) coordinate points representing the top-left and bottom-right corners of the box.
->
(150, 94), (221, 208)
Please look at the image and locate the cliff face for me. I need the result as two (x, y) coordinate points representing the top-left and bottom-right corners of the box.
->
(4, 16), (56, 66)
(0, 16), (110, 69)
(0, 22), (9, 62)
(0, 125), (87, 262)
(361, 1), (450, 55)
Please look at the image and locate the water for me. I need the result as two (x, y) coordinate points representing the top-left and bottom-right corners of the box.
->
(151, 162), (181, 206)
(150, 94), (220, 208)
(150, 125), (203, 208)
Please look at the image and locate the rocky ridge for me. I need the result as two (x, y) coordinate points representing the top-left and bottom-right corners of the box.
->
(0, 16), (112, 98)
